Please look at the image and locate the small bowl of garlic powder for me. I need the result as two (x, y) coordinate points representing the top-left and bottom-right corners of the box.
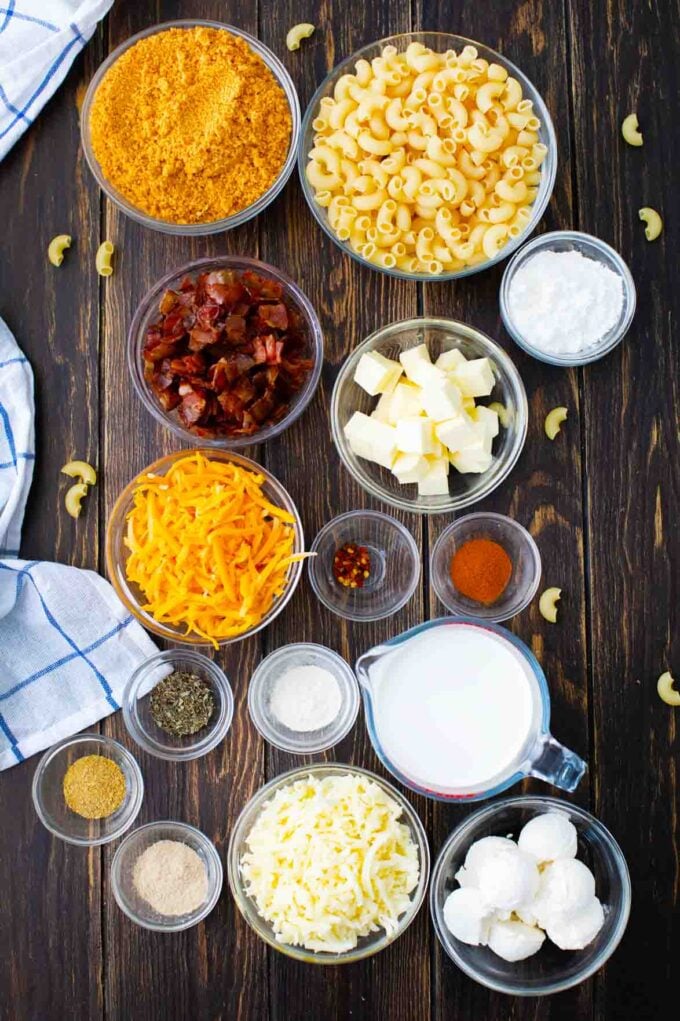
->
(111, 820), (223, 932)
(248, 643), (360, 754)
(500, 231), (636, 366)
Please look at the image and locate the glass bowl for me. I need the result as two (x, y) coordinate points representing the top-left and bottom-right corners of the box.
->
(111, 820), (223, 931)
(500, 231), (637, 365)
(227, 763), (430, 963)
(430, 795), (631, 995)
(81, 20), (301, 235)
(247, 643), (360, 753)
(308, 510), (421, 620)
(127, 256), (323, 449)
(105, 449), (304, 646)
(431, 512), (541, 621)
(122, 649), (234, 762)
(331, 318), (528, 515)
(32, 733), (144, 846)
(298, 32), (556, 281)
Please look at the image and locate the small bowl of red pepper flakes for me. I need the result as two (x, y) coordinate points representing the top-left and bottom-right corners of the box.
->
(127, 256), (323, 448)
(308, 510), (420, 622)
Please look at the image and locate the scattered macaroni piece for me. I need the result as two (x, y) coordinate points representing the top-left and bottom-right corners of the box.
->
(61, 460), (97, 486)
(286, 23), (315, 51)
(657, 671), (680, 707)
(95, 240), (115, 277)
(638, 207), (663, 241)
(65, 482), (89, 519)
(488, 401), (511, 428)
(544, 406), (568, 440)
(621, 113), (643, 147)
(306, 42), (548, 275)
(538, 587), (561, 623)
(48, 234), (72, 267)
(240, 773), (420, 952)
(124, 453), (309, 646)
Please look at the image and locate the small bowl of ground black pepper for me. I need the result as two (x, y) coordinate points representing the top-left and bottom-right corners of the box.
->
(122, 649), (234, 762)
(431, 512), (542, 623)
(32, 733), (144, 846)
(308, 510), (421, 622)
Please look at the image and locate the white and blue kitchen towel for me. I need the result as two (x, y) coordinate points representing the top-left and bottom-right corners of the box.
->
(0, 0), (113, 161)
(0, 317), (158, 769)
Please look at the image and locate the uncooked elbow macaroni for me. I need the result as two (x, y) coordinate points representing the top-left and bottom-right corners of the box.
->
(305, 42), (547, 274)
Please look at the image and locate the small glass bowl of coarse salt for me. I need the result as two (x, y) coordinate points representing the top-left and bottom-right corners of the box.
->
(500, 231), (636, 367)
(248, 643), (360, 754)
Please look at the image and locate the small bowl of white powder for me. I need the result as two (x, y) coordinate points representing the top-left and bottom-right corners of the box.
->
(248, 643), (360, 754)
(500, 231), (636, 366)
(111, 820), (223, 931)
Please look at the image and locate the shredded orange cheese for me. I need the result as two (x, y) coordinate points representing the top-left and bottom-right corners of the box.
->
(124, 453), (304, 646)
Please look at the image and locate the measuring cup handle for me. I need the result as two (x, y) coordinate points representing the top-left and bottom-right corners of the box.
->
(528, 734), (587, 792)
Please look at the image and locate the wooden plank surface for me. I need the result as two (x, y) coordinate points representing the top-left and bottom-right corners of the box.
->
(0, 1), (677, 1020)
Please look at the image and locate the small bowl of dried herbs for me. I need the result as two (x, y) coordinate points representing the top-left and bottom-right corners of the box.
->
(122, 649), (234, 761)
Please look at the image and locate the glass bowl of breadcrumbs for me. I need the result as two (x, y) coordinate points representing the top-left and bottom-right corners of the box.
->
(81, 20), (301, 234)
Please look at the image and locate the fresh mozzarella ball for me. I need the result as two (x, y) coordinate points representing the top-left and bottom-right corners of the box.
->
(518, 811), (578, 864)
(546, 897), (605, 950)
(533, 858), (596, 929)
(487, 919), (546, 962)
(460, 838), (540, 913)
(442, 887), (494, 946)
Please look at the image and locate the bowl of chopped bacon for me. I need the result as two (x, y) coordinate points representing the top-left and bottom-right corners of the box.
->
(128, 257), (323, 447)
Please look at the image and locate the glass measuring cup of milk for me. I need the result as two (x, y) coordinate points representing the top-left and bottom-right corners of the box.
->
(355, 618), (586, 802)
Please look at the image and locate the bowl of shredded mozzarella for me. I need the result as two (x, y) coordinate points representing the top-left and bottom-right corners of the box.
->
(228, 764), (430, 962)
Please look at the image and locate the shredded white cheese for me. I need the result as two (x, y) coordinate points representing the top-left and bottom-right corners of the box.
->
(239, 773), (421, 953)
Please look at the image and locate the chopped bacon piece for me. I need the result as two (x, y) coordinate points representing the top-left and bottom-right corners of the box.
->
(188, 326), (221, 351)
(142, 265), (313, 438)
(258, 304), (288, 330)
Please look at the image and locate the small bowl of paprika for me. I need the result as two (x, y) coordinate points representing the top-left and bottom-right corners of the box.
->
(431, 513), (541, 623)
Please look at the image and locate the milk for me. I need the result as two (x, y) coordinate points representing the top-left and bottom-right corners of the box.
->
(368, 623), (541, 793)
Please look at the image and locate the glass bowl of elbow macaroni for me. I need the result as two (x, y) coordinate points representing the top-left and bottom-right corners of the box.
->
(298, 33), (557, 280)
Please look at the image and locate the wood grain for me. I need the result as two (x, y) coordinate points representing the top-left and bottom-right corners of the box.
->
(568, 1), (680, 1018)
(0, 1), (677, 1019)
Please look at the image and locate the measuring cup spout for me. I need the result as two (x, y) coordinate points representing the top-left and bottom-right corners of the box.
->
(528, 734), (587, 792)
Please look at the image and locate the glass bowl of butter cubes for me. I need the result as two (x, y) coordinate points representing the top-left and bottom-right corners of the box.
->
(331, 318), (528, 514)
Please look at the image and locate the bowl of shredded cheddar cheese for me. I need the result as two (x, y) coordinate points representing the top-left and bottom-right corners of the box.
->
(81, 20), (300, 234)
(105, 450), (307, 647)
(228, 764), (430, 963)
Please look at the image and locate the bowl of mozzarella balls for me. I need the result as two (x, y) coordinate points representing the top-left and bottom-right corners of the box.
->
(430, 796), (631, 996)
(299, 33), (556, 280)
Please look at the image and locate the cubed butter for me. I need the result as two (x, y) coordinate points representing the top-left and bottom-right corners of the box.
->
(344, 411), (398, 469)
(470, 405), (500, 441)
(399, 344), (446, 387)
(395, 416), (437, 454)
(451, 357), (495, 398)
(420, 378), (464, 422)
(371, 390), (394, 423)
(392, 452), (429, 484)
(450, 440), (493, 474)
(354, 351), (403, 396)
(387, 381), (423, 423)
(436, 348), (467, 373)
(418, 459), (450, 496)
(435, 412), (479, 453)
(426, 453), (450, 476)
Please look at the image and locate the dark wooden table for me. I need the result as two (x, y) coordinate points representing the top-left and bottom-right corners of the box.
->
(1, 1), (678, 1019)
